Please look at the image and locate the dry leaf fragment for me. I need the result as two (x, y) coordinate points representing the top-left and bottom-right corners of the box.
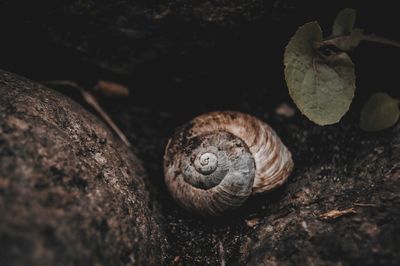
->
(95, 80), (129, 97)
(319, 208), (356, 220)
(173, 256), (180, 264)
(245, 218), (261, 228)
(275, 103), (295, 117)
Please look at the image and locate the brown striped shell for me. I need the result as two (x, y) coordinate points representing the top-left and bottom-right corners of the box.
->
(163, 111), (293, 216)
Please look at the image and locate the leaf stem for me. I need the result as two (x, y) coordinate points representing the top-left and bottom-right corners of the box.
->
(361, 34), (400, 48)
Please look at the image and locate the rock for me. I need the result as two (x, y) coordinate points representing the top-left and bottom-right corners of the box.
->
(0, 70), (164, 266)
(239, 124), (400, 265)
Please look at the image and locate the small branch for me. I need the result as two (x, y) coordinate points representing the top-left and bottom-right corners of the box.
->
(319, 208), (356, 221)
(42, 80), (131, 147)
(361, 34), (400, 48)
(354, 203), (377, 207)
(218, 240), (225, 266)
(43, 80), (83, 89)
(320, 32), (400, 52)
(80, 90), (131, 147)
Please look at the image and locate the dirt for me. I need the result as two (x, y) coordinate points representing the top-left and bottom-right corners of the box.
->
(0, 1), (399, 265)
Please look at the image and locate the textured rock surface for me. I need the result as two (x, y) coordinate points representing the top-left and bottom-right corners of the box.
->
(0, 70), (164, 266)
(239, 124), (400, 265)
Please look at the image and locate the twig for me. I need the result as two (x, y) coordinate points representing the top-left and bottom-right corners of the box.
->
(80, 90), (131, 147)
(361, 34), (400, 48)
(354, 203), (377, 207)
(43, 80), (82, 89)
(42, 80), (131, 147)
(218, 240), (225, 266)
(321, 33), (400, 51)
(319, 208), (356, 221)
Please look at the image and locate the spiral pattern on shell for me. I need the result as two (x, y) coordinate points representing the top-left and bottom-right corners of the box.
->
(163, 111), (294, 216)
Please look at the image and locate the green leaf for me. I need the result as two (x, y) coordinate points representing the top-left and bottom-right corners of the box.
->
(284, 22), (356, 125)
(326, 9), (363, 51)
(360, 93), (400, 131)
(283, 22), (322, 66)
(330, 28), (364, 51)
(332, 8), (357, 37)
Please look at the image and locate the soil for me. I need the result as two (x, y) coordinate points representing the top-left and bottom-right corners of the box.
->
(0, 1), (399, 265)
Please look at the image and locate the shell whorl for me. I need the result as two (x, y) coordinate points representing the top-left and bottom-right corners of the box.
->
(163, 111), (293, 216)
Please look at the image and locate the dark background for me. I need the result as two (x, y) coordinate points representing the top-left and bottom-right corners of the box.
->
(0, 0), (399, 107)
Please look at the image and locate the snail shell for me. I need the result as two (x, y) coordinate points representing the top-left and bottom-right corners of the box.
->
(163, 111), (293, 216)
